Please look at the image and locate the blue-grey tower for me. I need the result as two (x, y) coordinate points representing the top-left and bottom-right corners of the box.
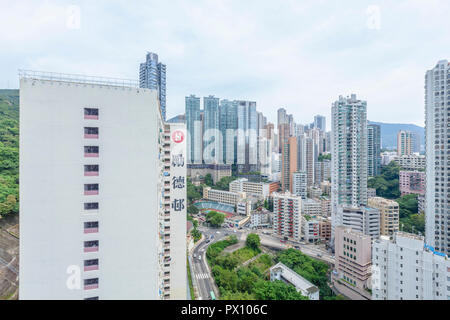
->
(139, 52), (167, 120)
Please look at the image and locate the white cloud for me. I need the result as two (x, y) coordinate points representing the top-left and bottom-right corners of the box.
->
(1, 0), (450, 127)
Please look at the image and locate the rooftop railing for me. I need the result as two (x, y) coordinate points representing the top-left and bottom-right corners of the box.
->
(18, 69), (139, 88)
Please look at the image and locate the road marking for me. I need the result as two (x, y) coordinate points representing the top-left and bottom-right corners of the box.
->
(195, 273), (210, 280)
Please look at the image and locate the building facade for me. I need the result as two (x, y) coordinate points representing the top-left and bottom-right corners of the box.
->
(425, 60), (450, 254)
(368, 197), (399, 237)
(372, 232), (450, 300)
(331, 94), (368, 241)
(19, 71), (185, 300)
(399, 170), (425, 196)
(272, 192), (302, 241)
(367, 124), (381, 177)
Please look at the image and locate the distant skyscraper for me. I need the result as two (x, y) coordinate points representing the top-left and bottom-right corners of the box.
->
(411, 131), (421, 153)
(277, 108), (287, 127)
(139, 52), (166, 120)
(397, 130), (413, 156)
(425, 59), (450, 254)
(185, 95), (202, 164)
(219, 99), (238, 164)
(331, 94), (368, 240)
(203, 96), (220, 164)
(237, 101), (258, 172)
(368, 124), (381, 177)
(314, 115), (326, 132)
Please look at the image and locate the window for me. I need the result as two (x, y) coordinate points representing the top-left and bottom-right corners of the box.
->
(84, 240), (99, 252)
(84, 221), (99, 234)
(84, 146), (99, 157)
(84, 184), (99, 195)
(84, 259), (99, 271)
(84, 127), (99, 138)
(84, 165), (99, 176)
(84, 278), (99, 290)
(84, 202), (99, 210)
(84, 297), (99, 300)
(84, 108), (99, 119)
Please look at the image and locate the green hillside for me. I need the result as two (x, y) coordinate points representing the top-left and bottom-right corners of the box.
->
(0, 89), (19, 217)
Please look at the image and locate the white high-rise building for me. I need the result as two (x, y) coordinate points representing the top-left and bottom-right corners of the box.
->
(425, 60), (450, 255)
(331, 94), (368, 242)
(19, 71), (186, 300)
(372, 232), (450, 300)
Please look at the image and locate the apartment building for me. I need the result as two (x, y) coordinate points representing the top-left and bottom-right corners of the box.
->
(250, 209), (272, 228)
(302, 198), (322, 217)
(335, 206), (380, 239)
(203, 187), (246, 207)
(334, 226), (372, 297)
(19, 71), (186, 300)
(425, 59), (450, 255)
(393, 154), (425, 171)
(397, 130), (413, 156)
(368, 197), (399, 237)
(272, 192), (302, 241)
(319, 196), (331, 217)
(372, 232), (450, 300)
(399, 170), (425, 196)
(292, 171), (307, 199)
(302, 218), (320, 243)
(319, 218), (332, 242)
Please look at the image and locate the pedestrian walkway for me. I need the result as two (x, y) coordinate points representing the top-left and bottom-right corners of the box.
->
(195, 273), (210, 280)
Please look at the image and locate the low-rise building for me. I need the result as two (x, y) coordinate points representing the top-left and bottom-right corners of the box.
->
(368, 197), (399, 237)
(308, 186), (322, 199)
(372, 232), (450, 300)
(320, 181), (331, 196)
(399, 170), (425, 196)
(319, 217), (332, 242)
(203, 187), (246, 207)
(334, 226), (372, 298)
(230, 178), (275, 198)
(302, 198), (322, 217)
(319, 196), (331, 217)
(236, 199), (252, 216)
(270, 262), (319, 300)
(302, 218), (320, 243)
(250, 209), (272, 228)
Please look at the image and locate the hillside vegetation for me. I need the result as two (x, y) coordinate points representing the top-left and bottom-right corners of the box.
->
(0, 90), (19, 217)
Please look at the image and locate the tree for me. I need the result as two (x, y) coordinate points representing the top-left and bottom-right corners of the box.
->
(206, 211), (225, 228)
(187, 179), (202, 204)
(204, 174), (213, 186)
(246, 233), (261, 251)
(215, 176), (238, 191)
(368, 162), (401, 199)
(396, 194), (418, 218)
(252, 279), (308, 300)
(187, 204), (199, 215)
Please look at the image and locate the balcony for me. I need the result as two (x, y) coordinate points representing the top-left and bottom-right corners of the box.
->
(84, 190), (99, 195)
(84, 153), (99, 158)
(84, 134), (99, 139)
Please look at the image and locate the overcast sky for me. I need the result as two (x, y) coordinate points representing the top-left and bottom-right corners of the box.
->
(1, 0), (450, 127)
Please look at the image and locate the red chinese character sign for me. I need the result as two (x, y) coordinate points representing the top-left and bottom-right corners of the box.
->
(172, 130), (184, 144)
